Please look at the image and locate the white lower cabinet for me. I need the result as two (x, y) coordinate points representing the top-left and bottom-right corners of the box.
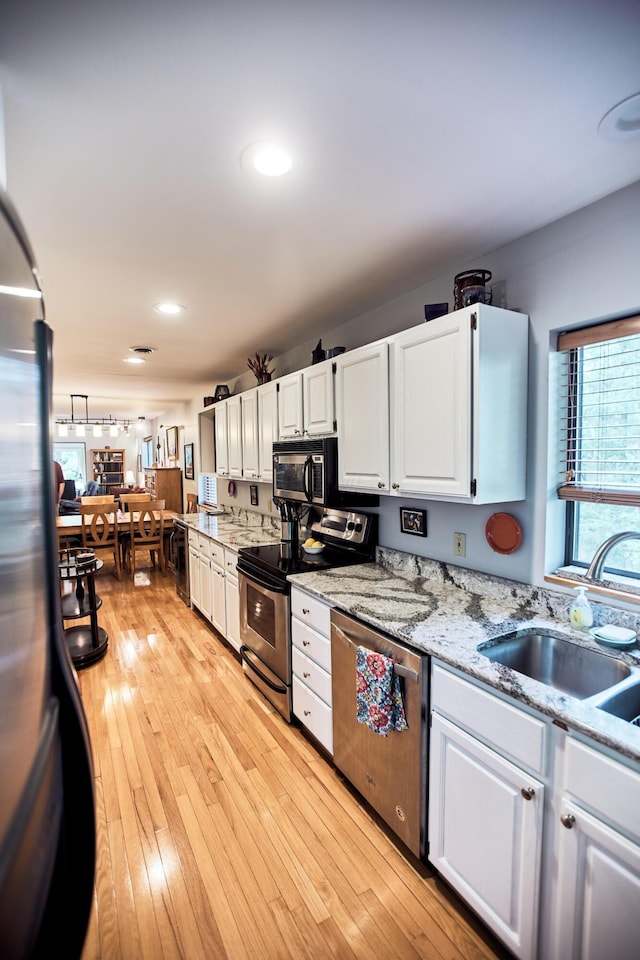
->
(223, 549), (240, 653)
(429, 707), (544, 960)
(547, 737), (640, 960)
(189, 531), (239, 651)
(291, 586), (333, 754)
(429, 660), (640, 960)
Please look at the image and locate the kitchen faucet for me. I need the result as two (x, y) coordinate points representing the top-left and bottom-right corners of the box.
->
(585, 531), (640, 581)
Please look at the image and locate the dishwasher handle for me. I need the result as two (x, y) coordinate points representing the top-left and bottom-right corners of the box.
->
(332, 624), (420, 683)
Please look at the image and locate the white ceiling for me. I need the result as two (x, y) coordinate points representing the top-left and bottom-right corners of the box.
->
(1, 0), (639, 422)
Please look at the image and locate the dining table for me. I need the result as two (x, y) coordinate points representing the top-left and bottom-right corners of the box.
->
(56, 508), (179, 539)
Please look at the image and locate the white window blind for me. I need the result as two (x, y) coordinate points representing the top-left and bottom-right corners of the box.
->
(557, 316), (640, 507)
(198, 472), (218, 507)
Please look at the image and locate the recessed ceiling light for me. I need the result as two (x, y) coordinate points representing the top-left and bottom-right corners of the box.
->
(153, 302), (185, 315)
(123, 356), (145, 364)
(241, 141), (293, 177)
(598, 92), (640, 141)
(129, 345), (156, 355)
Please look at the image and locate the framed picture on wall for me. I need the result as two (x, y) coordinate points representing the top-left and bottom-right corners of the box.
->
(400, 507), (427, 537)
(184, 443), (194, 480)
(166, 426), (178, 460)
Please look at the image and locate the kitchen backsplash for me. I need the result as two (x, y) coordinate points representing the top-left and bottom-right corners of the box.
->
(377, 546), (640, 634)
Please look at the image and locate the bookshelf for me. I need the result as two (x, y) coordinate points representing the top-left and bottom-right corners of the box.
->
(91, 448), (126, 492)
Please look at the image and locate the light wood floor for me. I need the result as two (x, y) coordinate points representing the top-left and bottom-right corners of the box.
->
(75, 560), (511, 960)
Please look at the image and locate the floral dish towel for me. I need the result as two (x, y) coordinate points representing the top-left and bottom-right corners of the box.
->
(356, 645), (408, 736)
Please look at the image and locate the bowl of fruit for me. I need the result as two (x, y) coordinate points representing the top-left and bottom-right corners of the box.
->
(302, 537), (325, 555)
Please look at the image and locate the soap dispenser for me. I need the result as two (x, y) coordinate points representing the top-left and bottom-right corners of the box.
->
(570, 586), (593, 631)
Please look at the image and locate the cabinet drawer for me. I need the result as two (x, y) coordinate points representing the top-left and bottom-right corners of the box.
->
(291, 587), (331, 636)
(292, 646), (332, 705)
(431, 662), (548, 775)
(565, 737), (640, 842)
(196, 534), (211, 557)
(224, 548), (238, 573)
(291, 618), (331, 672)
(208, 539), (225, 568)
(293, 676), (333, 755)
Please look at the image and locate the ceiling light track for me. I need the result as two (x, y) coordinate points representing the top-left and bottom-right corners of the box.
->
(56, 394), (141, 438)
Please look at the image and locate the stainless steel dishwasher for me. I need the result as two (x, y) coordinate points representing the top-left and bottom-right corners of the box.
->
(331, 608), (428, 859)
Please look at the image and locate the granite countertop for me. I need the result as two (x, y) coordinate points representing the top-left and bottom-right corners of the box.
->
(174, 509), (281, 551)
(288, 550), (640, 764)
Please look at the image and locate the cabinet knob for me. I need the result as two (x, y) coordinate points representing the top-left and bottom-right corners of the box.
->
(294, 429), (301, 435)
(560, 813), (576, 829)
(302, 607), (310, 614)
(521, 786), (536, 801)
(303, 672), (310, 679)
(303, 709), (311, 717)
(377, 482), (385, 489)
(392, 482), (399, 490)
(302, 639), (310, 647)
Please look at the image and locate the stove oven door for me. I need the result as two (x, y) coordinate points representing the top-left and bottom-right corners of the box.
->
(239, 570), (292, 721)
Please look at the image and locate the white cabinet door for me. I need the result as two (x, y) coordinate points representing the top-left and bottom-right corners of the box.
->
(303, 359), (335, 435)
(224, 571), (240, 652)
(209, 562), (226, 636)
(189, 545), (200, 610)
(390, 314), (471, 498)
(257, 381), (278, 482)
(241, 388), (259, 479)
(278, 372), (304, 438)
(550, 800), (640, 960)
(226, 394), (243, 478)
(335, 341), (389, 492)
(223, 549), (240, 652)
(197, 554), (212, 622)
(214, 399), (229, 477)
(429, 713), (543, 960)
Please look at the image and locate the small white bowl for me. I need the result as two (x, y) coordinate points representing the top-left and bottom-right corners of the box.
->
(302, 544), (325, 555)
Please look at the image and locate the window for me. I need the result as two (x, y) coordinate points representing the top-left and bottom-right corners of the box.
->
(142, 436), (153, 469)
(557, 316), (640, 579)
(53, 441), (86, 494)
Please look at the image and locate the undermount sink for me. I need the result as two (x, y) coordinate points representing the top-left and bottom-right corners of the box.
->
(596, 682), (640, 726)
(478, 632), (631, 699)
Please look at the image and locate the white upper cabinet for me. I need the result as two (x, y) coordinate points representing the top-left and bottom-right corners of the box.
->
(241, 388), (259, 479)
(226, 394), (243, 478)
(214, 398), (229, 477)
(278, 372), (304, 438)
(303, 359), (335, 436)
(278, 361), (335, 439)
(390, 310), (472, 498)
(335, 340), (390, 492)
(257, 380), (278, 482)
(390, 304), (528, 502)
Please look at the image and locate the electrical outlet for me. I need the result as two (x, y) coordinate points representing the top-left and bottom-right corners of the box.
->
(454, 532), (466, 557)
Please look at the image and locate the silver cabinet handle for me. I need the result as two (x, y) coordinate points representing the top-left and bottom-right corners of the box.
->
(560, 813), (576, 829)
(521, 787), (535, 801)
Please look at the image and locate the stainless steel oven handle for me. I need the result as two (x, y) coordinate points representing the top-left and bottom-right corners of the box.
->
(238, 567), (288, 594)
(240, 646), (288, 694)
(332, 624), (419, 683)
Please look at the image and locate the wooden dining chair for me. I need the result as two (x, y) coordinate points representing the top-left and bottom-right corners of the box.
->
(80, 494), (115, 505)
(119, 492), (151, 510)
(186, 492), (197, 513)
(125, 499), (166, 578)
(79, 502), (121, 580)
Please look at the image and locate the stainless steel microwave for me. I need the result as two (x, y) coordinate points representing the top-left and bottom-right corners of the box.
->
(272, 438), (379, 509)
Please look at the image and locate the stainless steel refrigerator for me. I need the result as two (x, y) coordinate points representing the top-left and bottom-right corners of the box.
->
(0, 189), (95, 957)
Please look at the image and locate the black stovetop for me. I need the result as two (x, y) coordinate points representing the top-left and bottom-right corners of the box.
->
(237, 541), (372, 582)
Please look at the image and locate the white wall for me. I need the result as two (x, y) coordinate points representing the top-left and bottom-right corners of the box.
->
(160, 181), (640, 584)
